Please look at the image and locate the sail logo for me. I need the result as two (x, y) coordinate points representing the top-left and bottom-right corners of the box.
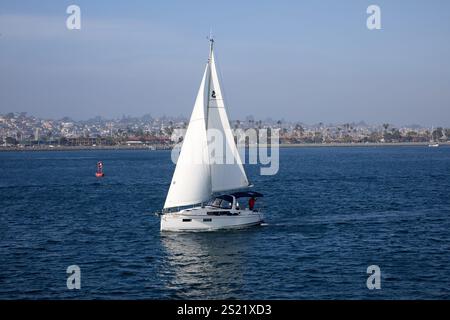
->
(211, 91), (216, 98)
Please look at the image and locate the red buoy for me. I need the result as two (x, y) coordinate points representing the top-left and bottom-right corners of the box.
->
(96, 161), (105, 177)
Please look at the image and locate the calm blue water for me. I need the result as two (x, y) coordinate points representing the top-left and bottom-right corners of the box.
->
(1, 147), (449, 299)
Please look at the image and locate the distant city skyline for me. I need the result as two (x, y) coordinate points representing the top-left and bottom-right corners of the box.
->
(1, 110), (446, 129)
(1, 1), (450, 126)
(2, 111), (448, 148)
(0, 110), (447, 128)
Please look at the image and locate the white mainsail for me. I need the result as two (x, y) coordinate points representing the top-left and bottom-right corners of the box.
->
(163, 66), (211, 209)
(163, 39), (249, 209)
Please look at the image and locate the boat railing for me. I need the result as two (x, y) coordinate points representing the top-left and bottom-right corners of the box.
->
(154, 210), (164, 216)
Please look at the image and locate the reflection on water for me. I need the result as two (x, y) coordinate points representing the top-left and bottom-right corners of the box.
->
(159, 230), (258, 299)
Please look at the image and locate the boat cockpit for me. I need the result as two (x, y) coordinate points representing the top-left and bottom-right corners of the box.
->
(205, 191), (263, 214)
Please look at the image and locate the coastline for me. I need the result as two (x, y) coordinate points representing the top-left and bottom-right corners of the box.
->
(0, 141), (448, 152)
(278, 142), (450, 148)
(0, 145), (171, 152)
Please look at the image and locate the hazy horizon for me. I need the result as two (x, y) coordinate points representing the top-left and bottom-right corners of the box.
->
(1, 0), (450, 126)
(1, 110), (442, 129)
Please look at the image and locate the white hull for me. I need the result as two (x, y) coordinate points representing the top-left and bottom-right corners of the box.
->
(160, 207), (264, 232)
(428, 143), (439, 147)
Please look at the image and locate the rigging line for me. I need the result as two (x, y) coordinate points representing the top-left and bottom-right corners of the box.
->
(189, 117), (209, 123)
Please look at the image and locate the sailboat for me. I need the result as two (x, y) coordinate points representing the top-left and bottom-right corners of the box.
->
(428, 126), (439, 147)
(160, 37), (264, 232)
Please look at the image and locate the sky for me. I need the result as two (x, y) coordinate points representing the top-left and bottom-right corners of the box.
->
(0, 0), (450, 126)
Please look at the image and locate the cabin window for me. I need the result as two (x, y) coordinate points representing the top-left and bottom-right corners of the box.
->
(220, 200), (232, 209)
(203, 218), (212, 222)
(182, 219), (191, 222)
(208, 197), (233, 209)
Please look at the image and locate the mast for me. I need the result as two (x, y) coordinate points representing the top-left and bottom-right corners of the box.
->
(205, 35), (214, 130)
(205, 35), (214, 198)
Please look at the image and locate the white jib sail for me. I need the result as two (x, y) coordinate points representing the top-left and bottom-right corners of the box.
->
(163, 65), (212, 209)
(207, 52), (249, 193)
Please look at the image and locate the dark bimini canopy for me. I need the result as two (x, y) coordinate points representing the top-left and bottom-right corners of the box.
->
(215, 194), (234, 203)
(230, 191), (264, 198)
